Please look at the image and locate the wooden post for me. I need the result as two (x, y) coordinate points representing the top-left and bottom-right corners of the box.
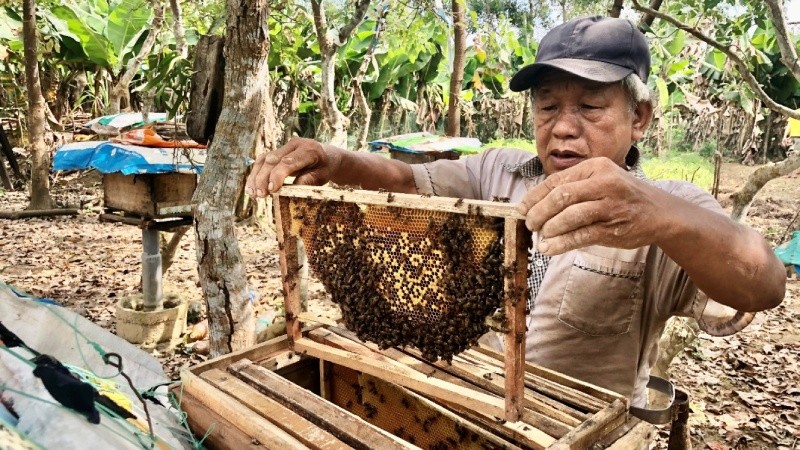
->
(504, 218), (529, 422)
(273, 194), (303, 345)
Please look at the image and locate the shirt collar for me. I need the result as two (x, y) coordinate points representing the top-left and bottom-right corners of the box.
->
(502, 147), (647, 181)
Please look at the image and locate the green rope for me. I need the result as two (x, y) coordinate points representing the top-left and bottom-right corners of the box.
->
(0, 346), (35, 368)
(170, 383), (208, 450)
(0, 382), (153, 449)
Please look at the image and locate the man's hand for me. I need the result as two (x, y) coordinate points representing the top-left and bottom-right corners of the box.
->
(517, 157), (665, 255)
(245, 137), (341, 197)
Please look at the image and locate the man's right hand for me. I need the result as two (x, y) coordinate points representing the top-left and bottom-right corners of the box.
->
(245, 137), (342, 197)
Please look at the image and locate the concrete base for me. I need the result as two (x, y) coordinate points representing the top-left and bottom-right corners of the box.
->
(115, 293), (187, 348)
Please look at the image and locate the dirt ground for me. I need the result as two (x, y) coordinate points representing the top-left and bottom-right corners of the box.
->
(0, 162), (798, 449)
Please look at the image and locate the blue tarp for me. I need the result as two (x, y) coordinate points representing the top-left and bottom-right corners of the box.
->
(775, 231), (800, 274)
(53, 141), (205, 175)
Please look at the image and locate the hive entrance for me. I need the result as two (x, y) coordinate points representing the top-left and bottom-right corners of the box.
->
(285, 196), (506, 362)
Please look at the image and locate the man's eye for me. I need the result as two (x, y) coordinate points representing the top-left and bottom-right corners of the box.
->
(581, 104), (599, 110)
(540, 105), (557, 112)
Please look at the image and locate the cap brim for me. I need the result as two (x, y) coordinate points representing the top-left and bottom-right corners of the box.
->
(509, 58), (634, 92)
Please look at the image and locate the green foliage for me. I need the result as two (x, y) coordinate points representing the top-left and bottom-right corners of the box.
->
(48, 0), (153, 71)
(139, 49), (192, 118)
(642, 151), (714, 191)
(483, 138), (536, 152)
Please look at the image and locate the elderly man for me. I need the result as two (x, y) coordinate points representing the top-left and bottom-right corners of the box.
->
(245, 16), (785, 408)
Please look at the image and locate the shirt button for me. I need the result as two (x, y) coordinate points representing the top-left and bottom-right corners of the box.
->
(534, 259), (544, 267)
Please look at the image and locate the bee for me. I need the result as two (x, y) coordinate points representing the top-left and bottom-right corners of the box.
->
(387, 192), (395, 203)
(363, 402), (378, 419)
(454, 198), (464, 207)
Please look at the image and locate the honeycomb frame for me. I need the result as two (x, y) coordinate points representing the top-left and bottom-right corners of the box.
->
(273, 185), (531, 421)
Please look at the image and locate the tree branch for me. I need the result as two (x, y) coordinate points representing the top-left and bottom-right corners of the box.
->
(337, 0), (372, 47)
(637, 0), (663, 30)
(310, 0), (330, 56)
(631, 0), (800, 120)
(763, 0), (800, 83)
(169, 0), (188, 58)
(107, 0), (166, 114)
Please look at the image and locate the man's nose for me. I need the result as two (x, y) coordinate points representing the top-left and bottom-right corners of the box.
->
(551, 108), (581, 139)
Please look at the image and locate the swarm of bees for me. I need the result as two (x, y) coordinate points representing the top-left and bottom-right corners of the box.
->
(290, 198), (506, 362)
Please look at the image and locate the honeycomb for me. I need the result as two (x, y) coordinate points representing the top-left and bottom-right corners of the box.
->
(284, 197), (506, 362)
(328, 364), (504, 449)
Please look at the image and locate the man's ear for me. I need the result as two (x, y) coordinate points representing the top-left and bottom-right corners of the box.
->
(631, 101), (654, 142)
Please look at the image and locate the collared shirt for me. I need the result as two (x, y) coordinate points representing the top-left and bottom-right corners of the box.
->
(409, 147), (734, 406)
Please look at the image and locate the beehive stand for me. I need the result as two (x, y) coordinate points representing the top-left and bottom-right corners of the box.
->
(273, 185), (530, 423)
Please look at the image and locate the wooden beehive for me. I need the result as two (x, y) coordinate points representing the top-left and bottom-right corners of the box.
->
(177, 327), (652, 450)
(102, 172), (196, 218)
(176, 185), (654, 449)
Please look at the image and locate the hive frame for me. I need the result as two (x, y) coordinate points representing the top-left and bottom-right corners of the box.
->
(273, 185), (531, 422)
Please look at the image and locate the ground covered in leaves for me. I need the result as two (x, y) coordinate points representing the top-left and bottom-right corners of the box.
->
(0, 163), (797, 449)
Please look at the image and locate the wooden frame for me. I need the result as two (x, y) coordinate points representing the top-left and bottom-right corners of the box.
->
(177, 326), (632, 449)
(272, 185), (530, 422)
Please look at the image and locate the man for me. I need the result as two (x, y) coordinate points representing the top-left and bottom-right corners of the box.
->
(245, 16), (785, 407)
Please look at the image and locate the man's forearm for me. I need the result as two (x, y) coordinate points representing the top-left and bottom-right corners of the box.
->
(325, 145), (418, 194)
(654, 189), (785, 312)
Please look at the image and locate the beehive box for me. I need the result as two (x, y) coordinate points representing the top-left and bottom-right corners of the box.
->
(177, 327), (653, 450)
(174, 186), (655, 449)
(102, 172), (196, 218)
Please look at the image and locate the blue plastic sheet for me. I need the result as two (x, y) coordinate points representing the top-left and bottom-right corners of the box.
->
(53, 141), (205, 175)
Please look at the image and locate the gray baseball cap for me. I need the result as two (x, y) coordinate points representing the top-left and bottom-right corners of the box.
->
(510, 16), (651, 92)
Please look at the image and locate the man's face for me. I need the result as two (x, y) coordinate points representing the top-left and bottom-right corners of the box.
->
(532, 71), (651, 175)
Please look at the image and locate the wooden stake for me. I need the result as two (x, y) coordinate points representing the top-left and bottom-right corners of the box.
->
(272, 193), (303, 345)
(504, 217), (529, 422)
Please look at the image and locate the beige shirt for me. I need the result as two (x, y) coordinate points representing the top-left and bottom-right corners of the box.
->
(410, 148), (730, 406)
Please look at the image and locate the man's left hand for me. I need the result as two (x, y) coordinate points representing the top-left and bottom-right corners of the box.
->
(517, 157), (665, 255)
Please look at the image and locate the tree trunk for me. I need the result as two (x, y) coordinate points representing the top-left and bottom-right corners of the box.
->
(352, 6), (388, 151)
(107, 0), (166, 115)
(729, 154), (800, 221)
(310, 0), (371, 148)
(160, 225), (190, 275)
(193, 0), (273, 356)
(22, 0), (53, 210)
(652, 317), (700, 378)
(762, 110), (774, 164)
(608, 0), (624, 18)
(169, 0), (188, 58)
(445, 0), (466, 137)
(0, 123), (23, 183)
(186, 35), (225, 145)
